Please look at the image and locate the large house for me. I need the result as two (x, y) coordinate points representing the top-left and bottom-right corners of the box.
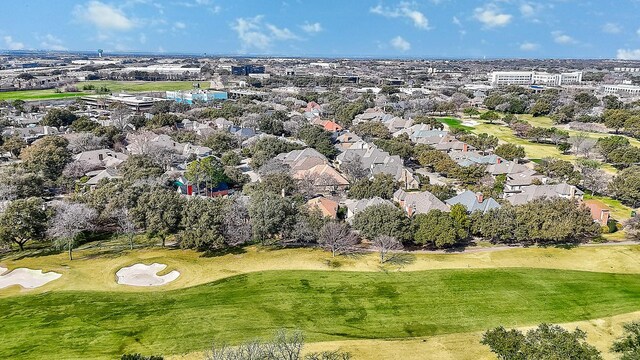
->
(74, 149), (128, 168)
(393, 189), (449, 216)
(505, 183), (584, 205)
(344, 197), (394, 221)
(445, 190), (501, 214)
(336, 147), (420, 189)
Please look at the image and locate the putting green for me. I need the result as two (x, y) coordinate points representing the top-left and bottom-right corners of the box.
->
(2, 268), (640, 359)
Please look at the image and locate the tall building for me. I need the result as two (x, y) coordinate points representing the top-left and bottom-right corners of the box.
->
(489, 71), (582, 86)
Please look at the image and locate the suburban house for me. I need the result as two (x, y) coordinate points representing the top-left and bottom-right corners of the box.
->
(2, 126), (59, 143)
(504, 183), (584, 205)
(74, 149), (129, 168)
(126, 132), (212, 158)
(449, 151), (501, 167)
(583, 200), (611, 225)
(307, 196), (339, 219)
(344, 196), (395, 222)
(276, 148), (328, 170)
(84, 168), (122, 190)
(393, 189), (450, 216)
(292, 164), (350, 193)
(336, 146), (420, 189)
(445, 190), (501, 214)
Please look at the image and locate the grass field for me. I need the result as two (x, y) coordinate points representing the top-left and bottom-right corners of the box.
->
(0, 81), (206, 101)
(437, 117), (473, 131)
(2, 268), (640, 359)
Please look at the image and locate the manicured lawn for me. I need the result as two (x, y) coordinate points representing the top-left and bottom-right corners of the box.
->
(2, 268), (640, 359)
(0, 89), (89, 101)
(437, 117), (473, 131)
(0, 81), (206, 101)
(76, 80), (207, 93)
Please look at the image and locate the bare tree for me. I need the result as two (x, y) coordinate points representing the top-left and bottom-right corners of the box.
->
(207, 330), (304, 360)
(340, 157), (369, 181)
(372, 235), (403, 263)
(0, 184), (17, 202)
(113, 207), (138, 250)
(258, 158), (291, 177)
(68, 133), (106, 154)
(223, 196), (252, 246)
(109, 103), (132, 131)
(318, 222), (359, 257)
(148, 145), (183, 171)
(62, 160), (98, 179)
(48, 202), (97, 260)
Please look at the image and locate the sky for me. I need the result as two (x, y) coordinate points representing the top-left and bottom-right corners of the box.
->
(1, 0), (640, 59)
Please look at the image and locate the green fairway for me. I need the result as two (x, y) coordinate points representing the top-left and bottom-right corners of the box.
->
(0, 81), (206, 101)
(2, 268), (640, 359)
(437, 117), (473, 131)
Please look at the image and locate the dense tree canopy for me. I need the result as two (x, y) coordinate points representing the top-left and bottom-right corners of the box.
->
(481, 323), (602, 360)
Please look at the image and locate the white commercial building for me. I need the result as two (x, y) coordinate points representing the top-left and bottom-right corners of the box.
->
(602, 84), (640, 97)
(489, 71), (583, 86)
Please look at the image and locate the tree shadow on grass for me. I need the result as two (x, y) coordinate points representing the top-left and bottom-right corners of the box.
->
(200, 246), (247, 258)
(385, 253), (416, 267)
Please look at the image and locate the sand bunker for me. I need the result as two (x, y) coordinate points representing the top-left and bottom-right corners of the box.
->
(462, 120), (479, 127)
(0, 266), (62, 289)
(116, 263), (180, 287)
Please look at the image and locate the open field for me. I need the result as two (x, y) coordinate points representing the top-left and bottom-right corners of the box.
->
(2, 267), (640, 359)
(0, 89), (90, 101)
(0, 81), (206, 101)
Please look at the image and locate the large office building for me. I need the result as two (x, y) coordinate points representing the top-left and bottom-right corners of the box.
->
(489, 71), (583, 86)
(165, 90), (228, 104)
(231, 65), (265, 76)
(602, 84), (640, 97)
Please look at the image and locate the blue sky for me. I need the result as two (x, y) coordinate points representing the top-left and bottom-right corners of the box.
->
(1, 0), (640, 59)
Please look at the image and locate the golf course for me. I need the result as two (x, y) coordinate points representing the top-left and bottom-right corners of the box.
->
(2, 242), (640, 359)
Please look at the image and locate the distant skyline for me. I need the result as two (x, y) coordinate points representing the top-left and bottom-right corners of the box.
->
(2, 1), (640, 59)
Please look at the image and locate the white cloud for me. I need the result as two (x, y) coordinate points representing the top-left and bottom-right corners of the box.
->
(39, 34), (67, 51)
(266, 24), (299, 40)
(519, 3), (536, 17)
(552, 31), (576, 44)
(301, 22), (322, 34)
(602, 22), (622, 34)
(390, 36), (411, 51)
(231, 16), (299, 52)
(452, 16), (461, 26)
(232, 16), (271, 51)
(520, 42), (539, 51)
(474, 5), (512, 28)
(174, 21), (187, 30)
(637, 28), (640, 37)
(617, 49), (640, 60)
(370, 2), (429, 29)
(73, 1), (135, 31)
(3, 36), (25, 50)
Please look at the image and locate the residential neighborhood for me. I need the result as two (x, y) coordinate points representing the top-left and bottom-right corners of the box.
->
(2, 1), (640, 360)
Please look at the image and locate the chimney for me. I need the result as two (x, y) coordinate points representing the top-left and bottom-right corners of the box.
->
(497, 157), (502, 164)
(476, 192), (484, 203)
(281, 188), (286, 198)
(463, 143), (468, 152)
(569, 186), (576, 198)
